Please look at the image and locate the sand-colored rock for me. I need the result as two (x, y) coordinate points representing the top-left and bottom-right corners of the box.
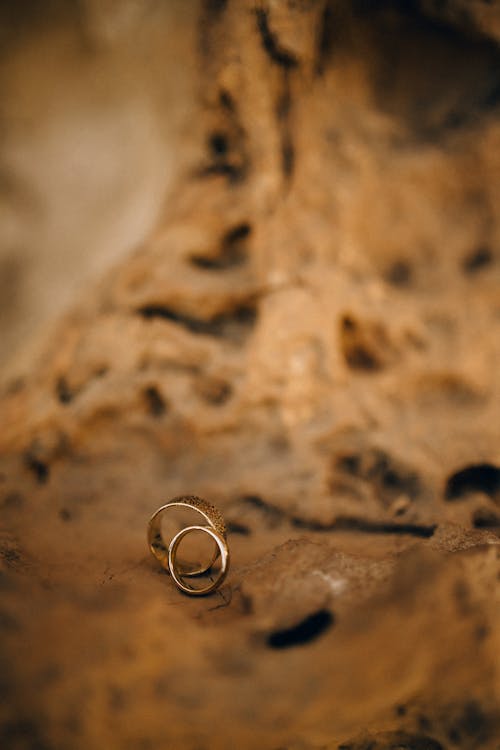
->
(1, 1), (500, 748)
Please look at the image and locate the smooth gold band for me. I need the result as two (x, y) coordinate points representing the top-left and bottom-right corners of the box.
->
(147, 495), (229, 595)
(169, 525), (229, 596)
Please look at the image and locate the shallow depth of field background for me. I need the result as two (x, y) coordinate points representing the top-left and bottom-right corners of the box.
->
(0, 0), (196, 374)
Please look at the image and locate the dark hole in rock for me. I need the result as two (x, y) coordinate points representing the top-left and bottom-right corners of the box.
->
(341, 314), (357, 331)
(339, 314), (388, 372)
(56, 368), (106, 404)
(224, 222), (251, 244)
(205, 0), (228, 16)
(462, 245), (493, 273)
(209, 131), (229, 157)
(195, 377), (232, 405)
(359, 1), (500, 141)
(25, 454), (49, 484)
(142, 386), (167, 418)
(191, 223), (251, 270)
(55, 376), (73, 404)
(240, 494), (285, 528)
(219, 89), (234, 111)
(220, 305), (257, 341)
(267, 609), (333, 649)
(346, 347), (380, 370)
(332, 447), (422, 505)
(208, 380), (232, 404)
(227, 521), (251, 535)
(337, 453), (361, 475)
(331, 517), (435, 538)
(339, 731), (445, 750)
(138, 302), (257, 343)
(385, 259), (413, 286)
(241, 494), (267, 509)
(316, 1), (336, 75)
(446, 701), (492, 745)
(473, 507), (500, 528)
(254, 7), (298, 69)
(445, 463), (500, 501)
(199, 161), (245, 182)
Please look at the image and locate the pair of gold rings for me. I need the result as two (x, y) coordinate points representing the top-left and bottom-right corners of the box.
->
(147, 496), (229, 596)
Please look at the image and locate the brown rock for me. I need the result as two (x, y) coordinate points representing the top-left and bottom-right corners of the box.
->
(1, 1), (500, 748)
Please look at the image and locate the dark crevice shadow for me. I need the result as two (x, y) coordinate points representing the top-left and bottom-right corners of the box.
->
(142, 386), (168, 418)
(445, 463), (500, 501)
(267, 609), (334, 649)
(24, 454), (50, 484)
(137, 302), (257, 344)
(239, 495), (435, 537)
(190, 223), (251, 270)
(255, 8), (298, 69)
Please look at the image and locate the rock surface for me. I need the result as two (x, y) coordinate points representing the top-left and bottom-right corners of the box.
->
(1, 1), (500, 748)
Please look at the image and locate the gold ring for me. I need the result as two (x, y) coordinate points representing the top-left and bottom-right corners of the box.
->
(147, 495), (229, 595)
(169, 525), (229, 596)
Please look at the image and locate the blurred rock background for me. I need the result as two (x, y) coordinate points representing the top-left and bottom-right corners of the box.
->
(1, 2), (500, 748)
(0, 0), (196, 374)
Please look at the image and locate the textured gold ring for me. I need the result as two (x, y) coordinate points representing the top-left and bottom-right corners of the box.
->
(147, 495), (229, 595)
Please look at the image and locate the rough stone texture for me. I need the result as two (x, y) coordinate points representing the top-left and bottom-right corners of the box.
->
(1, 1), (500, 748)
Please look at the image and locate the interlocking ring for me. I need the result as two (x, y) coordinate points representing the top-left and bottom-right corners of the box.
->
(147, 496), (229, 596)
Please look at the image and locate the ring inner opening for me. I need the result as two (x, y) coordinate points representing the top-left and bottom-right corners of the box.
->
(159, 507), (218, 575)
(172, 528), (222, 587)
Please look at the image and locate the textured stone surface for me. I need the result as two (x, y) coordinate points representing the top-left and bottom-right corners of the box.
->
(1, 1), (500, 748)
